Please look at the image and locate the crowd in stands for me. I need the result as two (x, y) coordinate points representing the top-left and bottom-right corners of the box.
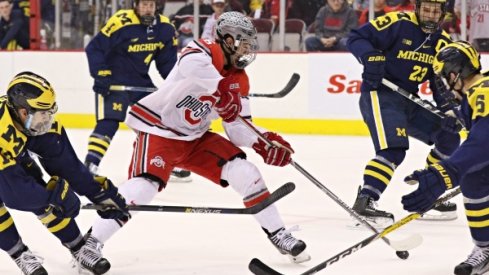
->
(1, 0), (488, 52)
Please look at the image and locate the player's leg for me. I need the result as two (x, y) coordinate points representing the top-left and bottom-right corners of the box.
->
(0, 201), (47, 275)
(0, 175), (110, 274)
(454, 171), (489, 275)
(408, 107), (461, 220)
(89, 131), (169, 244)
(187, 132), (310, 263)
(85, 93), (127, 175)
(353, 90), (408, 227)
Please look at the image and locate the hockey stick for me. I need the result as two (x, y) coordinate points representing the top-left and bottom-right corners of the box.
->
(381, 78), (465, 129)
(249, 187), (461, 275)
(248, 73), (300, 98)
(237, 116), (422, 255)
(110, 85), (157, 93)
(82, 182), (294, 214)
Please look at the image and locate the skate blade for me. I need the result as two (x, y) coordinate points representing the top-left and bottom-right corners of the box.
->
(169, 175), (193, 183)
(288, 251), (311, 264)
(418, 210), (457, 221)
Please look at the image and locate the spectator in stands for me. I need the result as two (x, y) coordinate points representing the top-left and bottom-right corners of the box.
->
(305, 0), (357, 51)
(172, 0), (214, 49)
(393, 0), (415, 11)
(0, 0), (29, 50)
(201, 0), (226, 40)
(358, 0), (395, 25)
(455, 0), (489, 52)
(287, 0), (325, 27)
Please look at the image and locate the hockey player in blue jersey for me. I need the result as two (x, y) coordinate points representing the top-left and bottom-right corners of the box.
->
(347, 0), (461, 225)
(0, 72), (130, 275)
(402, 41), (489, 275)
(84, 0), (191, 182)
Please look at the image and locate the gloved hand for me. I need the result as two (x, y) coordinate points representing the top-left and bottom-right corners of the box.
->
(441, 114), (463, 133)
(88, 176), (131, 221)
(252, 132), (294, 167)
(214, 76), (242, 122)
(93, 76), (112, 96)
(46, 176), (81, 218)
(402, 163), (455, 213)
(361, 51), (386, 89)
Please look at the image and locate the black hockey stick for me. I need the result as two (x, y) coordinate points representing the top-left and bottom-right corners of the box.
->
(381, 78), (465, 130)
(237, 117), (422, 256)
(82, 182), (294, 214)
(249, 73), (300, 98)
(110, 85), (157, 93)
(249, 187), (461, 275)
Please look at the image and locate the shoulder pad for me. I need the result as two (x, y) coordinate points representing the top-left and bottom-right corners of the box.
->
(101, 9), (139, 37)
(158, 14), (171, 24)
(370, 11), (415, 31)
(467, 77), (489, 119)
(195, 39), (225, 73)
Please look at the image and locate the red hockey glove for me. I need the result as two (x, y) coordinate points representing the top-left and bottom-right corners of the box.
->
(252, 132), (294, 167)
(214, 76), (242, 122)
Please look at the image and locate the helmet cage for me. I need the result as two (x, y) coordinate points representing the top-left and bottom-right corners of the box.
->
(7, 72), (57, 136)
(134, 0), (156, 26)
(415, 0), (447, 33)
(433, 41), (481, 93)
(215, 12), (258, 69)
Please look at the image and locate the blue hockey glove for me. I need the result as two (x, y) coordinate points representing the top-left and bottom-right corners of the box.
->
(93, 75), (112, 96)
(441, 115), (463, 133)
(402, 163), (456, 213)
(46, 176), (81, 218)
(361, 51), (386, 89)
(88, 176), (130, 221)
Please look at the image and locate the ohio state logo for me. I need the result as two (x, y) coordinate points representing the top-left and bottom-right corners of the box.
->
(176, 94), (217, 125)
(150, 156), (165, 168)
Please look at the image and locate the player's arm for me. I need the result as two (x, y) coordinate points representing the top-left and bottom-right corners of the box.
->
(222, 71), (294, 167)
(347, 12), (407, 60)
(154, 17), (178, 79)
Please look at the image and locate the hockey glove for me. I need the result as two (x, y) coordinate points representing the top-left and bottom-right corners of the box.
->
(402, 163), (456, 213)
(361, 51), (386, 89)
(252, 132), (294, 167)
(93, 74), (112, 96)
(214, 76), (242, 122)
(441, 115), (463, 133)
(88, 176), (131, 221)
(46, 176), (81, 218)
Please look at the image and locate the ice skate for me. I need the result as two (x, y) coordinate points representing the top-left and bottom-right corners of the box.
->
(268, 226), (310, 263)
(454, 245), (489, 275)
(72, 235), (110, 275)
(352, 187), (394, 229)
(419, 201), (458, 221)
(13, 249), (47, 275)
(169, 168), (192, 183)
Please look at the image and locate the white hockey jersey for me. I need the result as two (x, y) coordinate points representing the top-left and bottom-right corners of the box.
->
(126, 39), (260, 148)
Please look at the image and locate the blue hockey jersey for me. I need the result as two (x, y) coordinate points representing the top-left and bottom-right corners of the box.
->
(348, 11), (452, 95)
(86, 9), (178, 88)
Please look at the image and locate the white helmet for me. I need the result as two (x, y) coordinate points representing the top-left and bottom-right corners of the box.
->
(215, 12), (258, 69)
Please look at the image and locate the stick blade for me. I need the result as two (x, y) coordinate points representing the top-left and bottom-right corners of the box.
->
(249, 258), (284, 275)
(249, 73), (300, 98)
(389, 233), (424, 251)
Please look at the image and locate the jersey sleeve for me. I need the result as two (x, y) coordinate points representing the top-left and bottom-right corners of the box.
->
(27, 125), (100, 197)
(154, 16), (178, 79)
(348, 12), (411, 61)
(443, 82), (489, 184)
(177, 46), (223, 92)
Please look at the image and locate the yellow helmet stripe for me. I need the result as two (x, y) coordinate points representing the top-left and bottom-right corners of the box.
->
(449, 42), (480, 71)
(8, 74), (56, 109)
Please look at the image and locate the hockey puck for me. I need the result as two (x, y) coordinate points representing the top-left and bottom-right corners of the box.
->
(396, 250), (409, 260)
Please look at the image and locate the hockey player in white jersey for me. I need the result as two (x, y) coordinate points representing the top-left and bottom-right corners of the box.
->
(87, 11), (310, 264)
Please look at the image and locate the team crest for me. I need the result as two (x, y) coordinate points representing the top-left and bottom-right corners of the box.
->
(150, 156), (165, 168)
